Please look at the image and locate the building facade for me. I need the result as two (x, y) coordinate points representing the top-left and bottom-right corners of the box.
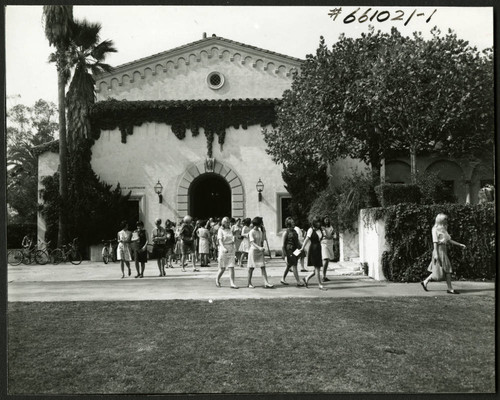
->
(37, 34), (494, 254)
(38, 35), (302, 250)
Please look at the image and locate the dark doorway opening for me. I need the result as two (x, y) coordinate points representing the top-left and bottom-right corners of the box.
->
(189, 174), (231, 220)
(124, 200), (140, 230)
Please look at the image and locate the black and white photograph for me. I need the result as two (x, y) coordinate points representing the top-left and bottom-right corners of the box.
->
(3, 2), (496, 396)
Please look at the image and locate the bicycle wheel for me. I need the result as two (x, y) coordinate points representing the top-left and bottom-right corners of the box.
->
(69, 250), (83, 265)
(8, 250), (23, 266)
(102, 247), (110, 264)
(51, 249), (64, 264)
(35, 250), (50, 265)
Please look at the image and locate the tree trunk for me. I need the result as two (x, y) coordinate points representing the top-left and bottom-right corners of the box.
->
(410, 146), (417, 184)
(57, 69), (67, 247)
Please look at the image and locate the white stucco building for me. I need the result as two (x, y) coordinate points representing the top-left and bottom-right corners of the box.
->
(37, 34), (494, 257)
(38, 34), (302, 250)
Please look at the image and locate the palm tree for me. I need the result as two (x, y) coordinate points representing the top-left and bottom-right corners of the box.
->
(66, 19), (116, 149)
(42, 5), (74, 246)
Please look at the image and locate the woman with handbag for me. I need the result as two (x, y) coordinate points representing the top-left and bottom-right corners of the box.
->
(421, 213), (466, 294)
(280, 217), (305, 287)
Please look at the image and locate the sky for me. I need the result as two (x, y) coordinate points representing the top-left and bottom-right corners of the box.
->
(5, 5), (494, 108)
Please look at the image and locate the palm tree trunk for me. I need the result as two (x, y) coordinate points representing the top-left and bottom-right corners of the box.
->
(57, 69), (67, 247)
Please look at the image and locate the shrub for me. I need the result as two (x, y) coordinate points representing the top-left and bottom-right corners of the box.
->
(381, 202), (495, 282)
(375, 183), (421, 207)
(416, 171), (457, 204)
(309, 169), (378, 232)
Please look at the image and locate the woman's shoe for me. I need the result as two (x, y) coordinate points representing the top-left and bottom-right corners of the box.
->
(193, 268), (200, 272)
(265, 283), (274, 289)
(421, 281), (428, 292)
(139, 274), (144, 278)
(248, 284), (254, 288)
(280, 280), (289, 285)
(447, 290), (460, 294)
(135, 275), (140, 278)
(215, 280), (221, 288)
(319, 285), (327, 291)
(230, 285), (239, 289)
(302, 278), (308, 288)
(296, 282), (305, 287)
(322, 277), (330, 282)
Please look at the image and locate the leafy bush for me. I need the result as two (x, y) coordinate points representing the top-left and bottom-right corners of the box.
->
(309, 169), (378, 232)
(416, 171), (457, 204)
(381, 203), (495, 282)
(7, 223), (37, 249)
(375, 183), (421, 207)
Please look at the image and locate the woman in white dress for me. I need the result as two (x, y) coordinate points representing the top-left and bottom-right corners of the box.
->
(247, 217), (274, 288)
(421, 213), (466, 294)
(117, 220), (132, 278)
(238, 218), (252, 267)
(215, 217), (238, 288)
(321, 216), (335, 283)
(198, 220), (211, 267)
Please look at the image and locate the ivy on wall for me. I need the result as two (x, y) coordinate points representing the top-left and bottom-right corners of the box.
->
(380, 203), (495, 282)
(90, 98), (279, 157)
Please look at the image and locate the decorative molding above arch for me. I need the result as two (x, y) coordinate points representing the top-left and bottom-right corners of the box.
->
(95, 37), (302, 93)
(176, 159), (245, 219)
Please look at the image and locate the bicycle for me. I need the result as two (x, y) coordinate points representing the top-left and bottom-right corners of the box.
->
(102, 239), (118, 264)
(50, 238), (83, 265)
(7, 240), (51, 266)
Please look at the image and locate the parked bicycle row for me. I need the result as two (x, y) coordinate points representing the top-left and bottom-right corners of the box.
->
(7, 236), (82, 266)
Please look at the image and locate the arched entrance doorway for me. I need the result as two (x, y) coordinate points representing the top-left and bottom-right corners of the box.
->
(177, 160), (245, 219)
(189, 173), (231, 219)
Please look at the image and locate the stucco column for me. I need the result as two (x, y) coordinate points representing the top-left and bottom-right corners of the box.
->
(465, 180), (471, 204)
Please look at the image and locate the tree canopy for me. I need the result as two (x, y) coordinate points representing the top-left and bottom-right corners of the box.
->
(263, 27), (494, 185)
(7, 99), (58, 224)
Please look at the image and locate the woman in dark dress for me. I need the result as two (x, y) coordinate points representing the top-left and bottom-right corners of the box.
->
(281, 217), (305, 286)
(299, 216), (327, 290)
(132, 221), (149, 278)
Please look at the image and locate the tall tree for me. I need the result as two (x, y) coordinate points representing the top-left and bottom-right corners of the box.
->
(66, 19), (116, 150)
(6, 100), (57, 223)
(368, 28), (494, 181)
(64, 19), (117, 243)
(42, 5), (74, 246)
(264, 27), (493, 187)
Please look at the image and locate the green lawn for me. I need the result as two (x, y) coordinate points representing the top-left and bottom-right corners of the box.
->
(8, 297), (495, 394)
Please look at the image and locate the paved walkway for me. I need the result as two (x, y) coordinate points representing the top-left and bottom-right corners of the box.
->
(8, 259), (494, 302)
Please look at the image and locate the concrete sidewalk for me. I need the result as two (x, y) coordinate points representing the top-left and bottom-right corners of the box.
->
(7, 258), (495, 302)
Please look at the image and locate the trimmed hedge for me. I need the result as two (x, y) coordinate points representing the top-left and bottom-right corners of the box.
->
(7, 224), (37, 249)
(375, 183), (421, 207)
(381, 203), (495, 282)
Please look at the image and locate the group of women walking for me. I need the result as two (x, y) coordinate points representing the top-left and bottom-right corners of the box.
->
(115, 211), (463, 295)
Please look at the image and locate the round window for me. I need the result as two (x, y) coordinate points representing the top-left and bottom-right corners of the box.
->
(207, 71), (225, 90)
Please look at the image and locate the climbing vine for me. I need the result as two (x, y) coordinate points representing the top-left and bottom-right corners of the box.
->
(89, 98), (279, 157)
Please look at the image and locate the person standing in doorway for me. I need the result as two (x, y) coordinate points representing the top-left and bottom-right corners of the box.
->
(215, 217), (238, 288)
(247, 217), (274, 288)
(281, 217), (305, 287)
(300, 217), (327, 290)
(321, 216), (335, 283)
(152, 218), (167, 277)
(180, 215), (198, 272)
(117, 220), (132, 278)
(421, 213), (466, 294)
(131, 221), (148, 278)
(164, 220), (176, 269)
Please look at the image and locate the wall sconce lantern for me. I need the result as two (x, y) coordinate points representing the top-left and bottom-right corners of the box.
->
(154, 180), (163, 203)
(256, 178), (264, 202)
